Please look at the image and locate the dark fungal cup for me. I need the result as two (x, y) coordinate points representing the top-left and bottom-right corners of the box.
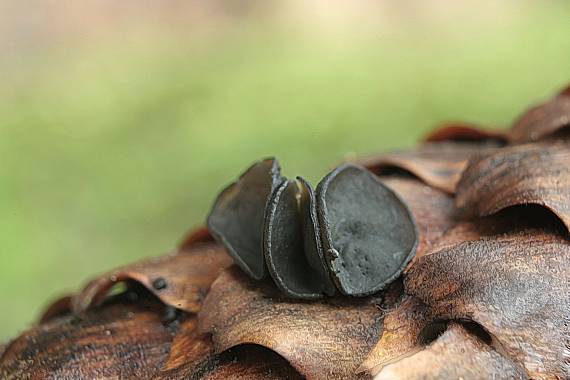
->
(208, 159), (418, 299)
(297, 177), (336, 296)
(316, 164), (418, 296)
(207, 158), (284, 280)
(263, 179), (326, 299)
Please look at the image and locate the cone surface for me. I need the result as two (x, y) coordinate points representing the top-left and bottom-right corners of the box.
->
(2, 85), (570, 379)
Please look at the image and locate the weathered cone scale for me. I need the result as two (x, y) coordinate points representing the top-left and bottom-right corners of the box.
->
(509, 85), (570, 143)
(357, 141), (500, 194)
(198, 267), (383, 380)
(374, 323), (529, 380)
(423, 122), (508, 143)
(72, 242), (232, 314)
(455, 143), (570, 232)
(1, 291), (183, 379)
(2, 84), (570, 379)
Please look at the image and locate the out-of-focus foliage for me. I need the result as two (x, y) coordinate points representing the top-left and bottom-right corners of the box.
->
(0, 0), (569, 340)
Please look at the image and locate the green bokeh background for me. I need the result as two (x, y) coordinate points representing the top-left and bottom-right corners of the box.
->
(1, 1), (569, 340)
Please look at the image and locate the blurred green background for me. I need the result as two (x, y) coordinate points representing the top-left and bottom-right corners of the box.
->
(1, 0), (569, 340)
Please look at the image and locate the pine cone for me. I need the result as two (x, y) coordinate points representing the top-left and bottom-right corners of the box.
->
(1, 85), (569, 380)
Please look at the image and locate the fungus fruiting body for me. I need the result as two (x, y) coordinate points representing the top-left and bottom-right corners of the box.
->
(207, 160), (419, 299)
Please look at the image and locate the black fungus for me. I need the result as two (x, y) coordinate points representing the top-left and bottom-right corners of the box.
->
(317, 164), (418, 296)
(297, 177), (337, 296)
(207, 159), (418, 299)
(264, 179), (326, 299)
(207, 158), (284, 280)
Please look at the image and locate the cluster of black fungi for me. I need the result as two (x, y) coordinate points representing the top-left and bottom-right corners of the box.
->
(207, 158), (419, 299)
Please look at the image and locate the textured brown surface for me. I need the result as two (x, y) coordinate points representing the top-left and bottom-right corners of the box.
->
(374, 323), (528, 380)
(198, 266), (383, 380)
(382, 177), (456, 260)
(359, 142), (496, 193)
(509, 89), (570, 143)
(406, 230), (570, 380)
(189, 345), (304, 380)
(429, 207), (567, 252)
(359, 296), (432, 375)
(364, 209), (570, 378)
(424, 122), (507, 143)
(152, 318), (214, 379)
(455, 143), (570, 232)
(154, 333), (304, 380)
(179, 225), (215, 250)
(3, 293), (302, 380)
(72, 242), (232, 314)
(38, 295), (73, 323)
(0, 294), (178, 380)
